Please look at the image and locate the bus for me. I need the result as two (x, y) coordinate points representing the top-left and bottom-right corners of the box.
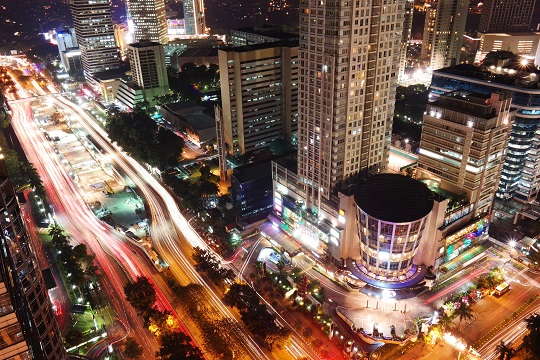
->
(495, 282), (510, 297)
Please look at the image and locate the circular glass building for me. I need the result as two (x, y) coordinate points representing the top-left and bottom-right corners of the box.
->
(354, 174), (434, 282)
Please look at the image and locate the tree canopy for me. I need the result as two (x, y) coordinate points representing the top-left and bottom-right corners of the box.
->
(106, 109), (184, 168)
(156, 331), (204, 360)
(124, 276), (157, 314)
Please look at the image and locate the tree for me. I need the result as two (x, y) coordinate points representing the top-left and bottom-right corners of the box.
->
(64, 329), (83, 346)
(49, 224), (70, 251)
(495, 341), (515, 360)
(124, 337), (143, 359)
(524, 313), (540, 357)
(436, 312), (456, 332)
(156, 331), (203, 360)
(454, 304), (474, 329)
(264, 327), (291, 350)
(124, 276), (157, 314)
(22, 162), (45, 197)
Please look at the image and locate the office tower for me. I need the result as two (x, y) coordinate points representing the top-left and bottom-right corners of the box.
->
(418, 91), (513, 217)
(217, 41), (298, 159)
(116, 41), (169, 108)
(126, 0), (168, 44)
(229, 25), (299, 47)
(421, 0), (468, 70)
(128, 42), (168, 90)
(398, 0), (414, 82)
(56, 27), (81, 72)
(183, 0), (206, 35)
(479, 0), (536, 33)
(298, 0), (403, 209)
(70, 0), (120, 77)
(431, 66), (540, 203)
(0, 159), (66, 359)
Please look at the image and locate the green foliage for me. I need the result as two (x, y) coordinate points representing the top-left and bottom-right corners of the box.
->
(495, 341), (515, 360)
(454, 304), (474, 327)
(192, 247), (234, 286)
(106, 109), (184, 168)
(124, 276), (157, 315)
(49, 225), (98, 287)
(224, 283), (291, 349)
(123, 337), (143, 359)
(64, 329), (83, 346)
(524, 313), (540, 357)
(156, 331), (204, 360)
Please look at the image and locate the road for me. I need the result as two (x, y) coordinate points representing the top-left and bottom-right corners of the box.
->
(7, 75), (164, 358)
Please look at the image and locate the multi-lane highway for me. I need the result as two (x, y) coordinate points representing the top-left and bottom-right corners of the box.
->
(5, 58), (319, 359)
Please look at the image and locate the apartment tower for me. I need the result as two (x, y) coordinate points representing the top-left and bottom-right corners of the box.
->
(127, 0), (168, 44)
(398, 0), (414, 82)
(298, 0), (404, 211)
(421, 0), (468, 70)
(0, 159), (66, 359)
(70, 0), (120, 78)
(479, 0), (536, 33)
(183, 0), (206, 35)
(417, 91), (513, 217)
(217, 41), (298, 157)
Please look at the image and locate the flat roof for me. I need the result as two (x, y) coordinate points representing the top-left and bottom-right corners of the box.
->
(178, 48), (218, 58)
(232, 160), (272, 183)
(354, 174), (434, 223)
(221, 40), (299, 53)
(183, 112), (215, 130)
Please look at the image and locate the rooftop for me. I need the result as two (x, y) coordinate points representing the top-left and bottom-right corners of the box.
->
(178, 47), (218, 58)
(435, 64), (540, 90)
(354, 174), (434, 223)
(128, 41), (162, 49)
(232, 160), (273, 183)
(221, 40), (299, 53)
(232, 25), (299, 40)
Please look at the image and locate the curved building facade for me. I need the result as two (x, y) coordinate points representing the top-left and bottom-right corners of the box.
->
(355, 174), (434, 280)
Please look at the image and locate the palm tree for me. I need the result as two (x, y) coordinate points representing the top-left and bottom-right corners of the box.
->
(495, 341), (514, 360)
(436, 312), (456, 332)
(106, 104), (121, 119)
(454, 304), (474, 329)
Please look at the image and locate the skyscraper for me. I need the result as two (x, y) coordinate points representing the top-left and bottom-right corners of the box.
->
(70, 0), (120, 77)
(126, 0), (168, 44)
(418, 91), (513, 217)
(398, 0), (414, 82)
(479, 0), (536, 33)
(430, 66), (540, 203)
(421, 0), (468, 70)
(0, 158), (66, 360)
(217, 41), (298, 157)
(183, 0), (206, 35)
(116, 41), (169, 108)
(297, 0), (403, 210)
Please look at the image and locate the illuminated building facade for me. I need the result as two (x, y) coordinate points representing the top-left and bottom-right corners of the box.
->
(479, 0), (536, 33)
(431, 66), (540, 203)
(127, 0), (168, 44)
(418, 91), (513, 218)
(355, 174), (434, 281)
(70, 0), (120, 78)
(421, 0), (468, 70)
(183, 0), (206, 35)
(0, 160), (66, 359)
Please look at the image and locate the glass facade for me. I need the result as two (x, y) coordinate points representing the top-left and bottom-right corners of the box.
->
(356, 208), (429, 278)
(431, 71), (540, 202)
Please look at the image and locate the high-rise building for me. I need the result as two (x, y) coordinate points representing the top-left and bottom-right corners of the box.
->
(116, 41), (169, 109)
(269, 0), (405, 266)
(430, 66), (540, 203)
(229, 25), (299, 47)
(56, 27), (81, 72)
(126, 0), (168, 44)
(421, 0), (468, 70)
(217, 41), (298, 159)
(417, 91), (513, 217)
(398, 0), (414, 83)
(70, 0), (120, 78)
(0, 159), (66, 360)
(479, 0), (536, 33)
(298, 0), (403, 209)
(183, 0), (206, 35)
